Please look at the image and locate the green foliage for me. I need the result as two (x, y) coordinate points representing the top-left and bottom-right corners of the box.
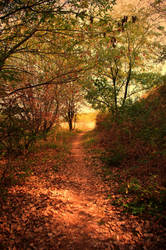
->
(133, 72), (165, 89)
(40, 142), (58, 150)
(0, 103), (29, 156)
(100, 147), (125, 167)
(0, 111), (37, 157)
(83, 137), (96, 148)
(106, 172), (166, 216)
(85, 77), (114, 112)
(117, 177), (166, 216)
(83, 6), (161, 119)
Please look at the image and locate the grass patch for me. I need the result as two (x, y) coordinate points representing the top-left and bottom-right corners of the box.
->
(82, 130), (97, 148)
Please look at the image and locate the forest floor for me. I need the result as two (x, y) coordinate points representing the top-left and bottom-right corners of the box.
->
(0, 132), (166, 249)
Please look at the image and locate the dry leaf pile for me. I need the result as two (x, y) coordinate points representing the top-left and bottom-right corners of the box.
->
(0, 133), (165, 249)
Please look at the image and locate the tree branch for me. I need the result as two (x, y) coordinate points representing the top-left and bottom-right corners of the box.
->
(8, 66), (90, 95)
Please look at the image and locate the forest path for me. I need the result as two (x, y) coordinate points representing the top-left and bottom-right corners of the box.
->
(0, 132), (151, 249)
(54, 132), (117, 248)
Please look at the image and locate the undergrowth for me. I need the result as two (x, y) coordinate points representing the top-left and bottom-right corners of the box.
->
(84, 85), (166, 221)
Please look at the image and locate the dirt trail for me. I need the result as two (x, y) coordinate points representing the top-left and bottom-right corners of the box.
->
(56, 132), (115, 247)
(0, 132), (159, 249)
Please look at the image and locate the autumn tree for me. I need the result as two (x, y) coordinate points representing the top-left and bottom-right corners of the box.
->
(0, 0), (116, 93)
(150, 0), (166, 62)
(59, 82), (84, 131)
(83, 4), (161, 119)
(0, 83), (60, 156)
(0, 0), (117, 183)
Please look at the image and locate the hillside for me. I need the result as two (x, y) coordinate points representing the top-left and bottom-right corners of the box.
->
(86, 84), (166, 220)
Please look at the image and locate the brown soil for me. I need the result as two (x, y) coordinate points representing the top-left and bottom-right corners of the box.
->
(0, 133), (165, 249)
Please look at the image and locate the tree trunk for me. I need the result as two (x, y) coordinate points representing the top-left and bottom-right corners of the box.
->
(68, 119), (73, 131)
